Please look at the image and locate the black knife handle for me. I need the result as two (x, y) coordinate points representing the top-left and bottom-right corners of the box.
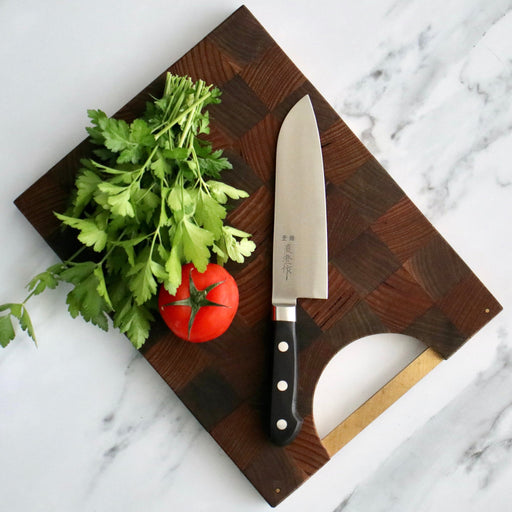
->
(270, 319), (302, 445)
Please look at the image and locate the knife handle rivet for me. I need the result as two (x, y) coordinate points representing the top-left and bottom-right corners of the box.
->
(276, 419), (288, 430)
(277, 380), (288, 391)
(278, 341), (289, 352)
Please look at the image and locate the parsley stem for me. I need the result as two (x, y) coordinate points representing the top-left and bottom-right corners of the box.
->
(153, 92), (212, 141)
(64, 245), (87, 265)
(23, 290), (37, 305)
(21, 243), (88, 305)
(140, 144), (160, 177)
(178, 81), (203, 148)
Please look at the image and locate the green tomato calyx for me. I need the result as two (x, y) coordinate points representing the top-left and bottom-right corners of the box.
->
(162, 269), (229, 339)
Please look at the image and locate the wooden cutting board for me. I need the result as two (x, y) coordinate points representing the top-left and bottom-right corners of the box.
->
(15, 6), (502, 507)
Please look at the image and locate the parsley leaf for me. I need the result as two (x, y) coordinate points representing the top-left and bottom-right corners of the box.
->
(55, 213), (108, 252)
(180, 218), (215, 272)
(61, 263), (112, 331)
(0, 314), (15, 347)
(0, 303), (37, 346)
(102, 118), (131, 153)
(216, 226), (256, 265)
(127, 246), (159, 306)
(72, 168), (102, 216)
(27, 263), (65, 296)
(208, 180), (249, 203)
(193, 189), (226, 238)
(110, 279), (154, 348)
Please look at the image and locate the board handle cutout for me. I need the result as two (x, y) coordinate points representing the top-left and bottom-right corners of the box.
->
(321, 347), (444, 456)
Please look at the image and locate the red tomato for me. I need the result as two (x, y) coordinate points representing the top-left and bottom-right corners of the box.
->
(158, 263), (239, 343)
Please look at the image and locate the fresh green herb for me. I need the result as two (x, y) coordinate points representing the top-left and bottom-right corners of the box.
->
(1, 73), (255, 349)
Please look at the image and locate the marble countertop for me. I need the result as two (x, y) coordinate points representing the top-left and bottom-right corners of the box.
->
(1, 1), (511, 510)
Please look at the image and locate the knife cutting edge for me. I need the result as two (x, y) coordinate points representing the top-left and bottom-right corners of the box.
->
(270, 95), (328, 446)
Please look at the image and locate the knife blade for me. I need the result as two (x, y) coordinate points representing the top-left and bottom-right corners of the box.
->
(270, 95), (328, 446)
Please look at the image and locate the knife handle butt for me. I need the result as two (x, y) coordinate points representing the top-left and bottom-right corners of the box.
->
(270, 319), (302, 446)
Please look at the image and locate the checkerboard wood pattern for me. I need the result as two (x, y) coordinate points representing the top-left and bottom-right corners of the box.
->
(14, 6), (502, 506)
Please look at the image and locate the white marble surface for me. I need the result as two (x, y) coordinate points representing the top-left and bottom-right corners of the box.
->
(0, 1), (510, 510)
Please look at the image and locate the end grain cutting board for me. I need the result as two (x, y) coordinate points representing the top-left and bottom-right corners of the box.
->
(15, 6), (502, 507)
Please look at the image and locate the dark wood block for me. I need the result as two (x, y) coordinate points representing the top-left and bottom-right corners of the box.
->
(365, 266), (435, 332)
(372, 196), (437, 263)
(324, 300), (391, 352)
(333, 228), (402, 296)
(301, 264), (360, 331)
(404, 234), (471, 300)
(338, 156), (405, 223)
(323, 119), (373, 185)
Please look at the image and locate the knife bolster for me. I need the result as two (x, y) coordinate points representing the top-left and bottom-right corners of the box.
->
(272, 304), (296, 322)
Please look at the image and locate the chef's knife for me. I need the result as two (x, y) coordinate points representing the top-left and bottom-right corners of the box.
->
(270, 95), (328, 446)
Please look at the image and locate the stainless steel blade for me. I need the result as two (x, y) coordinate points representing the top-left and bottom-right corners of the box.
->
(271, 95), (328, 307)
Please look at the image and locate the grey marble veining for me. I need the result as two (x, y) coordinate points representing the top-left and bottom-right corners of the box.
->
(84, 353), (204, 500)
(334, 338), (512, 512)
(336, 1), (512, 221)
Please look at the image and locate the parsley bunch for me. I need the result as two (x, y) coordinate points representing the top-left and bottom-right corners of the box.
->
(1, 73), (255, 349)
